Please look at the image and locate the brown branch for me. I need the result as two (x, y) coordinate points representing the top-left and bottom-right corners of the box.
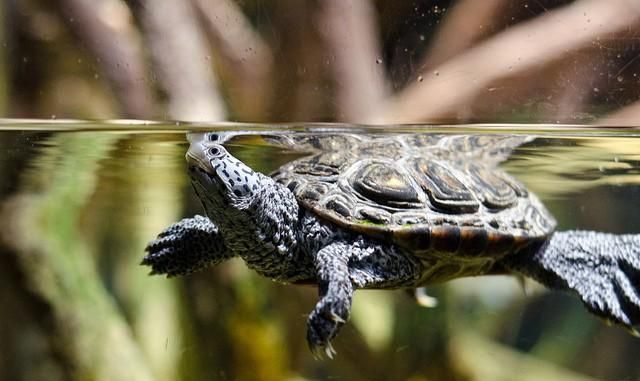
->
(136, 0), (226, 121)
(377, 0), (640, 124)
(267, 1), (329, 122)
(598, 101), (640, 126)
(54, 0), (153, 118)
(462, 48), (609, 123)
(191, 0), (272, 120)
(546, 51), (608, 123)
(420, 0), (510, 70)
(317, 0), (388, 122)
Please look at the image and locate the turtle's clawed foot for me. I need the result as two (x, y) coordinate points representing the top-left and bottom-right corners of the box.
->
(143, 216), (223, 277)
(143, 233), (183, 277)
(306, 297), (350, 359)
(309, 340), (337, 360)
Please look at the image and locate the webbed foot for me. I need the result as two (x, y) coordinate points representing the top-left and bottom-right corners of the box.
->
(581, 258), (640, 330)
(143, 215), (229, 276)
(504, 230), (640, 332)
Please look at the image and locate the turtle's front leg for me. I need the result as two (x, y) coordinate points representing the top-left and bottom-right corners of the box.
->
(308, 241), (354, 358)
(143, 215), (233, 276)
(307, 240), (422, 357)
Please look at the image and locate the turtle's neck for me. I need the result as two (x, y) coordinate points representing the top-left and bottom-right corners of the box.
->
(199, 173), (315, 283)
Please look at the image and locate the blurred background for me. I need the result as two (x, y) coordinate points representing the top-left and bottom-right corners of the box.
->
(1, 1), (640, 381)
(1, 0), (640, 123)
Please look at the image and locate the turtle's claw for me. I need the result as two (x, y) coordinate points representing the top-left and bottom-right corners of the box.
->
(309, 343), (323, 360)
(330, 311), (346, 324)
(516, 275), (532, 297)
(306, 300), (348, 359)
(308, 341), (337, 360)
(325, 342), (337, 359)
(414, 287), (438, 308)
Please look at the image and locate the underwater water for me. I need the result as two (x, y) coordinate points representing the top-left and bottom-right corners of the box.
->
(1, 120), (640, 381)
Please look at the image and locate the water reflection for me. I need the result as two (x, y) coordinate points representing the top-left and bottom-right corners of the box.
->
(1, 124), (640, 381)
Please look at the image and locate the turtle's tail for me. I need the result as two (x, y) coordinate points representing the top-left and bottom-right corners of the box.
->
(501, 230), (640, 334)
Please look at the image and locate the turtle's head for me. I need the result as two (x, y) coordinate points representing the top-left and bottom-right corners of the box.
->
(186, 141), (261, 208)
(185, 138), (303, 279)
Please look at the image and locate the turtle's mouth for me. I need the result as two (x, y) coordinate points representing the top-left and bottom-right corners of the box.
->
(186, 141), (215, 175)
(187, 157), (230, 212)
(186, 139), (259, 202)
(186, 141), (228, 199)
(186, 141), (241, 201)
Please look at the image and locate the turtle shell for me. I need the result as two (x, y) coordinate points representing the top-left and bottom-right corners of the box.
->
(271, 134), (556, 259)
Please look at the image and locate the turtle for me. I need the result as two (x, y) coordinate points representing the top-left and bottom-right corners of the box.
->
(143, 132), (640, 357)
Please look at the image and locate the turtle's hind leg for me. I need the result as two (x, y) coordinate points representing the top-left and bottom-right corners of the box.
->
(502, 230), (640, 332)
(307, 241), (354, 359)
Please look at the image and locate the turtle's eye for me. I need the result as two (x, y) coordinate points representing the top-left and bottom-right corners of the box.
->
(207, 145), (224, 158)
